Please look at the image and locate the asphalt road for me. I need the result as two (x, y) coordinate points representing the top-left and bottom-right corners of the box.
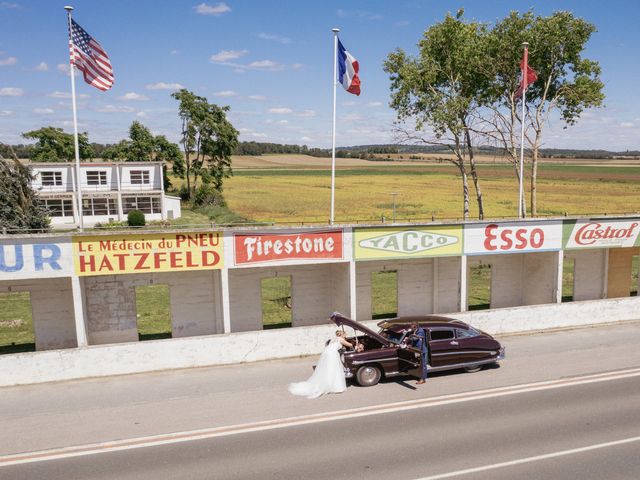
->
(1, 321), (640, 479)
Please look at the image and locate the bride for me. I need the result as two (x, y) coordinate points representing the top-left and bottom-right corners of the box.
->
(288, 330), (354, 399)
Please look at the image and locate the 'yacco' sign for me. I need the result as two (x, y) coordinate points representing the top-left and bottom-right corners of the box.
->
(355, 227), (462, 259)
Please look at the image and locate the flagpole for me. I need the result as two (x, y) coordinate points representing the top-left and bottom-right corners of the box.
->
(330, 28), (339, 225)
(518, 42), (528, 219)
(65, 5), (84, 231)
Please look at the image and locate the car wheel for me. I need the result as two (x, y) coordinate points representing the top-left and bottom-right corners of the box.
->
(356, 365), (382, 387)
(464, 365), (482, 373)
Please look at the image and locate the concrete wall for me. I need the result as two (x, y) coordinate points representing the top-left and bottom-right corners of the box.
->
(565, 249), (607, 301)
(1, 296), (637, 387)
(228, 263), (350, 332)
(356, 257), (461, 320)
(0, 278), (77, 350)
(607, 247), (640, 298)
(84, 271), (222, 345)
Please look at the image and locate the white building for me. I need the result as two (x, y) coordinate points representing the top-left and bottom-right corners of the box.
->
(30, 162), (181, 228)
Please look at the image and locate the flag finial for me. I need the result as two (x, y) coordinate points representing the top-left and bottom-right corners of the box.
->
(64, 5), (73, 11)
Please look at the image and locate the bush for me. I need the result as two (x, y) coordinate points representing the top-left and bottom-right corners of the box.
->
(127, 209), (146, 227)
(178, 185), (190, 201)
(193, 184), (226, 208)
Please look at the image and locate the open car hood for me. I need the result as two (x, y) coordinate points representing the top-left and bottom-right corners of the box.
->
(330, 312), (391, 346)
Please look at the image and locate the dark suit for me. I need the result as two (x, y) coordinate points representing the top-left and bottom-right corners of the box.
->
(411, 327), (429, 381)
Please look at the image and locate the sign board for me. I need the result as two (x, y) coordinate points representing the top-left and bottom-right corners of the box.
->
(464, 221), (563, 255)
(354, 226), (463, 260)
(0, 238), (73, 279)
(234, 230), (343, 266)
(73, 232), (224, 276)
(563, 219), (640, 249)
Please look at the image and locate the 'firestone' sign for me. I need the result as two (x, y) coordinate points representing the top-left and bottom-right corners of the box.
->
(563, 219), (640, 249)
(73, 232), (224, 276)
(234, 230), (343, 265)
(354, 226), (463, 260)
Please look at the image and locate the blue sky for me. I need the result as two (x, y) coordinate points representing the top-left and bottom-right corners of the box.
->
(1, 0), (639, 150)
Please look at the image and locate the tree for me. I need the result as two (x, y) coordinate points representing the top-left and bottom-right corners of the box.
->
(22, 127), (93, 162)
(102, 121), (185, 190)
(384, 11), (487, 219)
(0, 147), (50, 233)
(171, 89), (239, 199)
(483, 11), (604, 216)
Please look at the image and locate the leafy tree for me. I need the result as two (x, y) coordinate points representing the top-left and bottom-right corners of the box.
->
(22, 127), (93, 162)
(483, 11), (604, 216)
(171, 89), (239, 198)
(102, 121), (185, 190)
(384, 10), (487, 219)
(0, 147), (50, 233)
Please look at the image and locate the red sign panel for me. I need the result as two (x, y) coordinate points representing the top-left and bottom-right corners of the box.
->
(234, 230), (344, 265)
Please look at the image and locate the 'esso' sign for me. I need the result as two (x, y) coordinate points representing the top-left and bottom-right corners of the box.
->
(483, 224), (544, 251)
(464, 221), (563, 255)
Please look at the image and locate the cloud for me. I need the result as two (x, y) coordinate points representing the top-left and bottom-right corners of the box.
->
(210, 49), (249, 62)
(247, 60), (284, 71)
(34, 61), (48, 71)
(342, 113), (365, 121)
(33, 108), (55, 115)
(0, 2), (19, 8)
(145, 82), (184, 90)
(169, 49), (179, 55)
(257, 33), (291, 44)
(213, 90), (237, 97)
(118, 92), (150, 101)
(193, 2), (230, 16)
(620, 122), (635, 128)
(96, 105), (135, 113)
(367, 101), (383, 107)
(294, 110), (316, 117)
(343, 101), (356, 107)
(0, 56), (17, 66)
(56, 63), (79, 77)
(268, 107), (293, 114)
(49, 91), (89, 99)
(300, 136), (312, 142)
(291, 63), (303, 70)
(0, 87), (23, 96)
(136, 111), (147, 118)
(0, 110), (14, 116)
(394, 20), (410, 27)
(276, 120), (288, 125)
(248, 95), (266, 101)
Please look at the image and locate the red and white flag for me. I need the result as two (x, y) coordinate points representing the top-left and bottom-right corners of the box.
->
(68, 19), (114, 91)
(515, 46), (536, 99)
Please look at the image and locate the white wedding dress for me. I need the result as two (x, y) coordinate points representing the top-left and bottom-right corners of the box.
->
(288, 338), (347, 399)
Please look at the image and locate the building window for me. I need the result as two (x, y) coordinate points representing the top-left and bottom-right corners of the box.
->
(82, 197), (118, 216)
(130, 170), (150, 185)
(122, 196), (161, 214)
(43, 198), (74, 217)
(41, 171), (62, 186)
(86, 171), (107, 186)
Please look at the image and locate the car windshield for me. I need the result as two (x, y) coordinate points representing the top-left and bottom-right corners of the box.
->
(378, 329), (406, 344)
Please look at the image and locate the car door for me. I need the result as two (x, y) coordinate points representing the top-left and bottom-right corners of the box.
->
(428, 328), (459, 367)
(454, 328), (494, 364)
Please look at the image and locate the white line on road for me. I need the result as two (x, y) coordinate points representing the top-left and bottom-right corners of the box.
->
(1, 367), (639, 467)
(414, 435), (640, 480)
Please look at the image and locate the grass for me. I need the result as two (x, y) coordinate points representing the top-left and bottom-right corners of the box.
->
(0, 292), (35, 353)
(135, 284), (172, 339)
(261, 276), (292, 328)
(468, 264), (491, 310)
(371, 270), (398, 319)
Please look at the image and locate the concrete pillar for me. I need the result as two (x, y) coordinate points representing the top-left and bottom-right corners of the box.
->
(349, 260), (357, 319)
(432, 257), (439, 313)
(555, 251), (564, 303)
(221, 267), (231, 333)
(460, 255), (468, 312)
(71, 275), (88, 347)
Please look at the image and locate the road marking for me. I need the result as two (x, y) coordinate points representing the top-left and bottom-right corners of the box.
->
(1, 367), (639, 467)
(414, 435), (640, 480)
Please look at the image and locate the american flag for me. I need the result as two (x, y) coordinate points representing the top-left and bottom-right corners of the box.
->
(68, 19), (114, 91)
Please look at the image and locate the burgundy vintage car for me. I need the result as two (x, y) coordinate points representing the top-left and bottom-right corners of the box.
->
(330, 312), (505, 387)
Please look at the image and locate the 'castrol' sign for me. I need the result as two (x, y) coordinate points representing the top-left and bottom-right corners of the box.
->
(234, 230), (343, 265)
(464, 221), (563, 255)
(564, 219), (640, 249)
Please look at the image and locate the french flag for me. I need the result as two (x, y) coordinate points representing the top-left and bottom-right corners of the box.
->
(337, 39), (360, 96)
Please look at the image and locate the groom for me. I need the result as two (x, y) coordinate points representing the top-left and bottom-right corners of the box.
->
(409, 322), (429, 384)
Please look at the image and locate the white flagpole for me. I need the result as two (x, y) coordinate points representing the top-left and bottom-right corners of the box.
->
(330, 28), (339, 225)
(65, 5), (84, 231)
(518, 42), (528, 219)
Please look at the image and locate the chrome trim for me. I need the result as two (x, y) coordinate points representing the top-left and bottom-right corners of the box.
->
(431, 350), (494, 357)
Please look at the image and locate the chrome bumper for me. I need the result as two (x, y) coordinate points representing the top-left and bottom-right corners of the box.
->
(497, 346), (506, 360)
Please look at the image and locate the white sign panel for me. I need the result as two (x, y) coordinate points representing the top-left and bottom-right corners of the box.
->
(0, 238), (73, 280)
(464, 221), (563, 255)
(564, 219), (640, 249)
